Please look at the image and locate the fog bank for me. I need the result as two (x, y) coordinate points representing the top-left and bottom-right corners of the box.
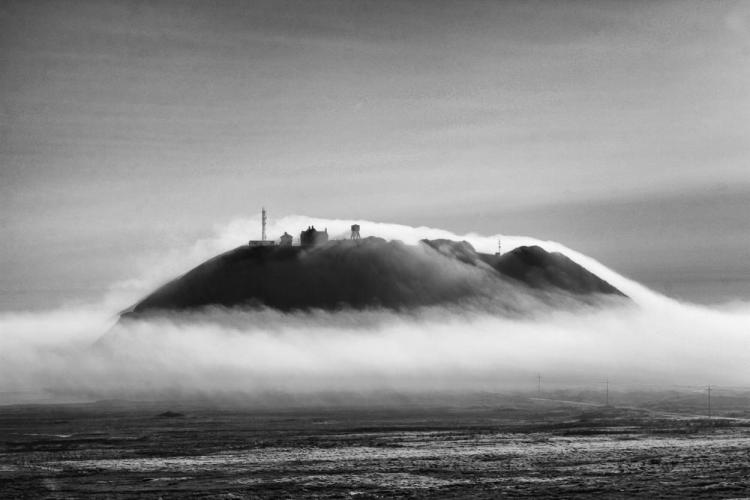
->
(1, 218), (748, 403)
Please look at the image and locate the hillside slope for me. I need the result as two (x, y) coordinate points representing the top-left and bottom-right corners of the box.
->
(123, 238), (625, 317)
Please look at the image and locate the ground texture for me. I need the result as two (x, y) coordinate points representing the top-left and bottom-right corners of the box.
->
(2, 395), (750, 498)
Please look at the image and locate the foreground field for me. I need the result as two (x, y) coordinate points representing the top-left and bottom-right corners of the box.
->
(1, 393), (750, 498)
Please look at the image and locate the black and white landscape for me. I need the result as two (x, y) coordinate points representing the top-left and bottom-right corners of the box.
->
(2, 1), (750, 498)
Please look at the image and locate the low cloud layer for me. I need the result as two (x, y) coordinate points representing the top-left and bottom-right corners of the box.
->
(1, 218), (749, 404)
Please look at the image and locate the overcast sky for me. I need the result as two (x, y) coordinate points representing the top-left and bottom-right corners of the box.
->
(2, 0), (749, 310)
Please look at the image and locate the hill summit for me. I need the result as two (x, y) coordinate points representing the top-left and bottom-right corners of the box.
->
(122, 237), (625, 318)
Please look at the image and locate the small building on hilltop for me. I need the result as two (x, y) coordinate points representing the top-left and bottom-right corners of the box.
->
(300, 226), (329, 247)
(245, 208), (348, 248)
(248, 239), (275, 247)
(279, 232), (293, 246)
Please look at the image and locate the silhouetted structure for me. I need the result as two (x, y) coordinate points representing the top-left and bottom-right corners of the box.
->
(279, 232), (293, 246)
(261, 207), (267, 241)
(300, 226), (329, 247)
(249, 208), (276, 247)
(351, 224), (361, 240)
(249, 240), (275, 247)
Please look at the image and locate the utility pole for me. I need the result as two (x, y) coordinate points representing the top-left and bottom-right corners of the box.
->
(537, 374), (541, 395)
(707, 385), (712, 420)
(605, 378), (609, 406)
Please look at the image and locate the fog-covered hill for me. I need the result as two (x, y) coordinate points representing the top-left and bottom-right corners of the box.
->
(122, 238), (625, 318)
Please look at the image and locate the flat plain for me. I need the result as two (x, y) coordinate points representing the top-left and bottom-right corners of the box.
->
(2, 392), (750, 498)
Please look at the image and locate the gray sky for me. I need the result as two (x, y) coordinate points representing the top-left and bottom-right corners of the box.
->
(2, 0), (750, 310)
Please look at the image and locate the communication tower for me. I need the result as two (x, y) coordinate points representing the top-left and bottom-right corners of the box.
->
(351, 224), (361, 240)
(262, 207), (267, 241)
(248, 207), (275, 247)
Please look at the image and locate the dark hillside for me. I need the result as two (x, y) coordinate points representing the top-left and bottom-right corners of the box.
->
(124, 238), (625, 317)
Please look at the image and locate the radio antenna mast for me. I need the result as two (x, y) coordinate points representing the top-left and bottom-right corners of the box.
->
(262, 207), (267, 241)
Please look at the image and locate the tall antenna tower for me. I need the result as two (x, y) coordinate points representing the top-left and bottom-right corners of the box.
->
(262, 207), (267, 241)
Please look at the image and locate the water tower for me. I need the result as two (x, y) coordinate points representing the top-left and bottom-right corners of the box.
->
(350, 224), (361, 240)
